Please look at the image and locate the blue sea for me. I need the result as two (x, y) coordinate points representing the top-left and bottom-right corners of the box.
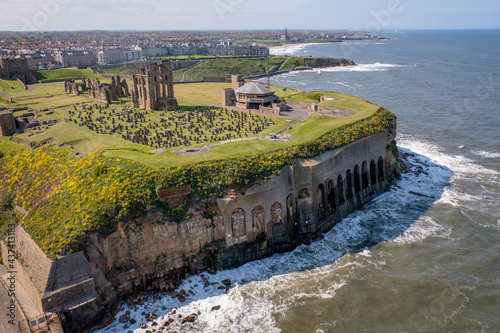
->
(99, 30), (500, 333)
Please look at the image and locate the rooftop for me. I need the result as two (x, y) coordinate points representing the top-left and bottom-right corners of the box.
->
(237, 82), (274, 95)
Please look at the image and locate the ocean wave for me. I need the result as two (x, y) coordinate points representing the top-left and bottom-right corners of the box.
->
(392, 216), (452, 245)
(471, 150), (500, 159)
(398, 134), (500, 177)
(437, 187), (483, 207)
(319, 63), (410, 72)
(327, 81), (351, 87)
(270, 43), (314, 56)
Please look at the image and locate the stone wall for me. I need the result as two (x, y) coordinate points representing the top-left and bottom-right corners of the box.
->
(0, 110), (16, 136)
(1, 225), (55, 311)
(1, 226), (102, 330)
(202, 76), (228, 83)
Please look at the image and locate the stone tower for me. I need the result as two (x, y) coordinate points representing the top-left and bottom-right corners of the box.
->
(132, 60), (178, 111)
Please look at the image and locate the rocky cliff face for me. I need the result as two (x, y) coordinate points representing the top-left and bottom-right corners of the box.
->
(85, 209), (225, 315)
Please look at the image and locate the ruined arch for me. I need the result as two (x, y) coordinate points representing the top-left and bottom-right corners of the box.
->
(378, 156), (385, 182)
(286, 194), (295, 225)
(346, 169), (353, 199)
(252, 206), (264, 234)
(271, 202), (283, 225)
(354, 165), (361, 193)
(327, 179), (336, 213)
(298, 188), (310, 199)
(317, 184), (326, 219)
(337, 174), (345, 204)
(370, 160), (377, 185)
(231, 208), (246, 239)
(362, 161), (369, 190)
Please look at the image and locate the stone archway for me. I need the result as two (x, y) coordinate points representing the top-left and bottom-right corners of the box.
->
(286, 194), (295, 225)
(317, 184), (326, 219)
(378, 156), (385, 182)
(298, 188), (310, 199)
(271, 202), (283, 225)
(354, 165), (361, 194)
(362, 161), (369, 190)
(370, 160), (377, 185)
(231, 208), (246, 239)
(252, 206), (265, 234)
(327, 179), (336, 213)
(338, 174), (345, 204)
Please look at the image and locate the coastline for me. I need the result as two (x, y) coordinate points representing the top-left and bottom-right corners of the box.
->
(269, 41), (346, 52)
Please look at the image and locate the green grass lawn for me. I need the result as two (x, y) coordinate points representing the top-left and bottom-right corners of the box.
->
(98, 65), (139, 76)
(0, 79), (113, 109)
(33, 67), (101, 81)
(0, 136), (29, 157)
(174, 82), (231, 104)
(280, 57), (352, 71)
(181, 58), (286, 81)
(2, 80), (380, 168)
(286, 91), (378, 114)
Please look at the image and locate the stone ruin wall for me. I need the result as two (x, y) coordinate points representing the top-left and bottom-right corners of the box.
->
(132, 60), (177, 111)
(0, 110), (16, 136)
(64, 75), (130, 104)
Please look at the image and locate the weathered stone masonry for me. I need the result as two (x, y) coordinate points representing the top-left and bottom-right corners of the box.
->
(216, 132), (393, 268)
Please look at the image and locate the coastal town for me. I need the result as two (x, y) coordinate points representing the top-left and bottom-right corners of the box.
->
(0, 30), (384, 69)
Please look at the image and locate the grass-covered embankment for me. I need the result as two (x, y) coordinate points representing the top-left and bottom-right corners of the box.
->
(33, 67), (101, 81)
(280, 57), (354, 71)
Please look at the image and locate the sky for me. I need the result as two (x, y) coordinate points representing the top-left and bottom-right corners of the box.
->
(0, 0), (499, 32)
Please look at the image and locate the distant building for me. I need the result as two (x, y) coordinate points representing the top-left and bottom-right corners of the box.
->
(54, 51), (96, 68)
(98, 48), (142, 64)
(222, 75), (280, 114)
(235, 82), (276, 109)
(280, 28), (289, 41)
(23, 53), (55, 70)
(98, 49), (126, 64)
(0, 58), (34, 83)
(124, 47), (142, 61)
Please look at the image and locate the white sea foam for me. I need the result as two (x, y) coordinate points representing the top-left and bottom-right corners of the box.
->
(319, 63), (409, 72)
(327, 81), (351, 87)
(437, 187), (483, 207)
(271, 63), (410, 75)
(270, 43), (316, 56)
(398, 134), (500, 177)
(471, 150), (500, 159)
(393, 216), (452, 245)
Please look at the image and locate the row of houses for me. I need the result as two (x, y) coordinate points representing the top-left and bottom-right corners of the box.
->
(0, 44), (270, 69)
(0, 51), (97, 71)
